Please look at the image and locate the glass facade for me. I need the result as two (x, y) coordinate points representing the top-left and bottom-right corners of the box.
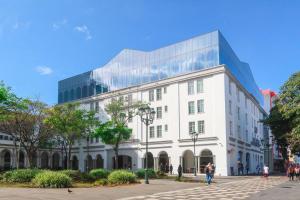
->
(58, 30), (263, 105)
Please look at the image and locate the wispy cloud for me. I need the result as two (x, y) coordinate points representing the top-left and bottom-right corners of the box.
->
(35, 66), (53, 75)
(52, 19), (68, 30)
(12, 20), (30, 30)
(74, 25), (92, 40)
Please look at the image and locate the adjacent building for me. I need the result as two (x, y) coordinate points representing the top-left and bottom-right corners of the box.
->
(1, 31), (267, 176)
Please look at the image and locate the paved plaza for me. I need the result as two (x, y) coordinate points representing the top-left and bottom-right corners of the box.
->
(119, 177), (288, 200)
(0, 176), (295, 200)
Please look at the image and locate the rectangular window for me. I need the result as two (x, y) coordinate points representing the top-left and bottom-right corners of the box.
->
(246, 130), (248, 142)
(164, 105), (168, 112)
(229, 100), (232, 115)
(156, 88), (162, 100)
(157, 125), (162, 138)
(149, 90), (154, 101)
(237, 125), (241, 139)
(150, 126), (155, 138)
(197, 99), (204, 113)
(165, 124), (168, 132)
(156, 107), (162, 119)
(188, 101), (195, 114)
(164, 87), (167, 94)
(229, 121), (233, 136)
(189, 122), (195, 134)
(237, 106), (240, 120)
(245, 98), (247, 108)
(245, 113), (248, 125)
(188, 81), (194, 95)
(197, 79), (203, 93)
(95, 102), (99, 112)
(237, 88), (240, 102)
(229, 80), (232, 95)
(198, 120), (205, 134)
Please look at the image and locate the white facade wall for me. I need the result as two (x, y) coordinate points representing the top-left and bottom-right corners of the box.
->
(0, 65), (266, 176)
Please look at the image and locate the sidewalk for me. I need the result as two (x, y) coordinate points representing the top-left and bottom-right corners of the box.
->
(0, 179), (200, 200)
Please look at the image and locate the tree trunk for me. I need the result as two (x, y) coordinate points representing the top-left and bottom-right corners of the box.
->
(67, 145), (72, 169)
(114, 145), (119, 169)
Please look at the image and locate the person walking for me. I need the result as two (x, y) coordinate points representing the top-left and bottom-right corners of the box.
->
(246, 163), (249, 175)
(205, 163), (212, 185)
(169, 164), (173, 175)
(263, 164), (269, 178)
(288, 164), (295, 181)
(241, 163), (244, 175)
(295, 164), (300, 181)
(177, 164), (182, 179)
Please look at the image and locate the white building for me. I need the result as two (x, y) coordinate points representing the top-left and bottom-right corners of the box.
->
(0, 31), (267, 176)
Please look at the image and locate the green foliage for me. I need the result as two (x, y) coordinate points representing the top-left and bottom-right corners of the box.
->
(107, 170), (137, 185)
(3, 169), (42, 183)
(263, 71), (300, 154)
(59, 170), (82, 181)
(95, 121), (132, 146)
(94, 178), (108, 186)
(32, 171), (72, 188)
(156, 170), (166, 177)
(135, 169), (157, 179)
(89, 169), (110, 180)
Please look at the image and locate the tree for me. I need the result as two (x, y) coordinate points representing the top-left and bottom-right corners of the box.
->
(45, 103), (97, 169)
(0, 81), (19, 121)
(263, 71), (300, 156)
(94, 98), (144, 169)
(0, 99), (54, 168)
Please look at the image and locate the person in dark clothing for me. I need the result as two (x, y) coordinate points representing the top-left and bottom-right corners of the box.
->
(178, 164), (182, 178)
(169, 164), (173, 175)
(241, 163), (244, 175)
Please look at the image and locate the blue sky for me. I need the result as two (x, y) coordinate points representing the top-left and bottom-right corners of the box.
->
(0, 0), (299, 105)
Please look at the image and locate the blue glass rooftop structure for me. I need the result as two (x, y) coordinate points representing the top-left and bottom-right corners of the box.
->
(58, 30), (263, 105)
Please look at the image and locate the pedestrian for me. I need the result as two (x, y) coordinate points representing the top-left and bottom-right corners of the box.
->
(169, 164), (173, 175)
(165, 163), (169, 173)
(294, 164), (300, 181)
(177, 164), (182, 178)
(237, 162), (241, 176)
(205, 163), (212, 185)
(288, 164), (295, 181)
(263, 164), (269, 178)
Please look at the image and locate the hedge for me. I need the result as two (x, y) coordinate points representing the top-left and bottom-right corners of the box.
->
(59, 170), (82, 181)
(135, 169), (156, 179)
(108, 170), (137, 185)
(89, 169), (110, 180)
(3, 169), (42, 183)
(32, 171), (72, 188)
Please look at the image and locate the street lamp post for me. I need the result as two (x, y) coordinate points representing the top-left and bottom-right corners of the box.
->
(190, 131), (199, 176)
(261, 136), (273, 168)
(138, 105), (155, 184)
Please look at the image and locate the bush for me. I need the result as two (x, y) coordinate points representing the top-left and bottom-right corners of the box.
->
(60, 170), (81, 181)
(135, 169), (156, 179)
(94, 178), (108, 186)
(3, 169), (42, 183)
(79, 172), (95, 182)
(89, 169), (110, 180)
(156, 170), (166, 177)
(32, 171), (72, 188)
(108, 170), (137, 185)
